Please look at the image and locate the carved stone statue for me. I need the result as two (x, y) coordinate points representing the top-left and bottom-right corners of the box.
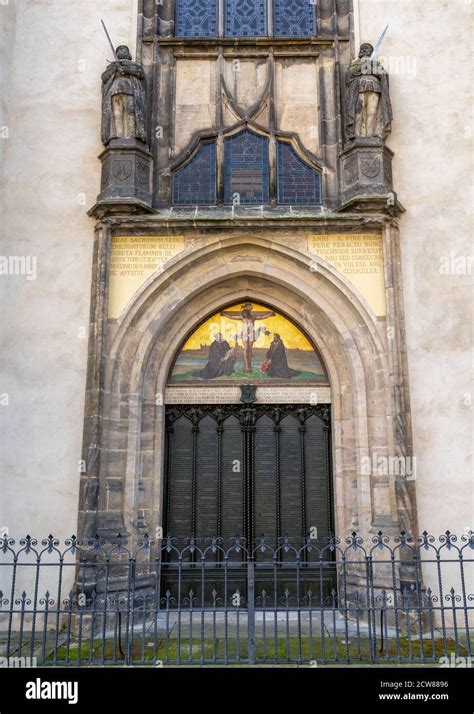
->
(101, 45), (147, 145)
(345, 42), (393, 141)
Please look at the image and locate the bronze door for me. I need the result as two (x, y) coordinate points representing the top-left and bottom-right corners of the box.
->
(164, 403), (332, 543)
(162, 403), (335, 605)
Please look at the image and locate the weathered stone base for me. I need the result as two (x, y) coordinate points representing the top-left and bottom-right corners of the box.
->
(92, 138), (154, 215)
(340, 139), (402, 214)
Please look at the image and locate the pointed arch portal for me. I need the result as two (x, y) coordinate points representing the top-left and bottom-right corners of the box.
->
(79, 230), (415, 581)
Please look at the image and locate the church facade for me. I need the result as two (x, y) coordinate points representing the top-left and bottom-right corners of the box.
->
(81, 0), (416, 550)
(1, 1), (472, 591)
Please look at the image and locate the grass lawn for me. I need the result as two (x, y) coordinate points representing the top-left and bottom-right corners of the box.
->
(43, 634), (466, 666)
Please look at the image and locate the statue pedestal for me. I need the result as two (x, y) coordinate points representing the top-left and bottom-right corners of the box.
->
(339, 139), (404, 215)
(89, 138), (156, 218)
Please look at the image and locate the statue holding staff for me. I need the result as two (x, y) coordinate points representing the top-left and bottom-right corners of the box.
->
(345, 40), (393, 140)
(100, 36), (147, 145)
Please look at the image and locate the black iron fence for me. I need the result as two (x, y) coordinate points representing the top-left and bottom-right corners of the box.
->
(0, 531), (472, 666)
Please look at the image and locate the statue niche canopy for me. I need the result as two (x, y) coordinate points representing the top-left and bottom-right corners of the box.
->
(168, 302), (328, 385)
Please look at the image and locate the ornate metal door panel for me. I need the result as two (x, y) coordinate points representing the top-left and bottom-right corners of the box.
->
(164, 403), (331, 541)
(163, 403), (334, 604)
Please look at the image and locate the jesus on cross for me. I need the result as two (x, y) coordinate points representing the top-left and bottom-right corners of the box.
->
(220, 302), (275, 373)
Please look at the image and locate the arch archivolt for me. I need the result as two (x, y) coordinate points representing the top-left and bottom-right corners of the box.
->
(95, 235), (405, 543)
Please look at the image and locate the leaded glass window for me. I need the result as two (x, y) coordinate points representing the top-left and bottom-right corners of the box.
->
(172, 143), (217, 205)
(277, 142), (321, 204)
(224, 130), (269, 204)
(171, 135), (322, 206)
(176, 0), (217, 38)
(175, 0), (317, 38)
(225, 0), (266, 37)
(274, 0), (316, 37)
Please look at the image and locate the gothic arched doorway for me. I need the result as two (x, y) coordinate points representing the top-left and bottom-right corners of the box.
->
(80, 232), (414, 610)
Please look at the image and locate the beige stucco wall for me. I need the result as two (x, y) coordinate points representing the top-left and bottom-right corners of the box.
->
(0, 0), (17, 180)
(357, 0), (473, 538)
(0, 0), (472, 548)
(0, 0), (138, 540)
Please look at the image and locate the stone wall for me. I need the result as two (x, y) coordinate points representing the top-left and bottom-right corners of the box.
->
(357, 0), (473, 536)
(0, 0), (17, 182)
(0, 0), (138, 541)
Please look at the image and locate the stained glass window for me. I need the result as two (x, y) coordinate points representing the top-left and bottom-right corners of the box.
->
(274, 0), (316, 37)
(176, 0), (217, 38)
(175, 0), (318, 38)
(224, 130), (269, 204)
(172, 143), (217, 205)
(277, 142), (321, 204)
(225, 0), (266, 37)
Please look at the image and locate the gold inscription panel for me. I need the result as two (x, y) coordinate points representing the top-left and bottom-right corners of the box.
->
(108, 235), (185, 318)
(308, 234), (386, 317)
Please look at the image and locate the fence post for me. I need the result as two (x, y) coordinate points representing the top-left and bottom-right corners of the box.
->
(247, 558), (255, 665)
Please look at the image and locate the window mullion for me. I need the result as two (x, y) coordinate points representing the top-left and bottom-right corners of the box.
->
(269, 135), (277, 206)
(217, 134), (224, 204)
(267, 0), (273, 37)
(218, 0), (225, 37)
